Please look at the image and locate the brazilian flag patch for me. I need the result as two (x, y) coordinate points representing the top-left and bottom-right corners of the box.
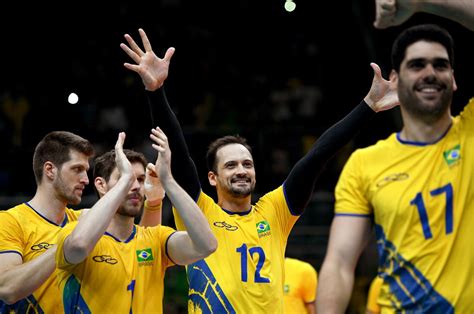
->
(256, 221), (271, 237)
(443, 144), (461, 166)
(136, 248), (154, 263)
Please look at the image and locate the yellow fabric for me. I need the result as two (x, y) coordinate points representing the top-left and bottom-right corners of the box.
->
(366, 276), (383, 313)
(173, 186), (299, 313)
(283, 257), (317, 314)
(335, 99), (474, 312)
(56, 221), (175, 313)
(0, 203), (81, 313)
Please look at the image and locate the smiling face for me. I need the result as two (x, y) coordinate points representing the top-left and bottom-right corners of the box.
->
(394, 40), (457, 123)
(208, 143), (256, 199)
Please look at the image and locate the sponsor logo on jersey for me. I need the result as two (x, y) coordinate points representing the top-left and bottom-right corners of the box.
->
(443, 144), (461, 166)
(31, 242), (53, 251)
(376, 173), (409, 188)
(256, 221), (271, 237)
(92, 255), (118, 264)
(213, 221), (238, 231)
(136, 248), (154, 265)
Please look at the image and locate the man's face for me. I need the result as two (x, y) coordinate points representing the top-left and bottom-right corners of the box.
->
(53, 150), (90, 205)
(395, 40), (456, 123)
(106, 162), (146, 218)
(211, 143), (256, 198)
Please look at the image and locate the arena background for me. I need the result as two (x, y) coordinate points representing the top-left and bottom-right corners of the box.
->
(1, 1), (472, 312)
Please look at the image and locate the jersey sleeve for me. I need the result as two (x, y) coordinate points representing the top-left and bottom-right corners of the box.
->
(258, 186), (298, 236)
(0, 211), (24, 256)
(153, 225), (177, 268)
(334, 150), (372, 216)
(55, 221), (78, 271)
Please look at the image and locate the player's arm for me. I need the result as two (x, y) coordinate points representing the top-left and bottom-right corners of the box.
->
(284, 63), (397, 214)
(62, 133), (135, 264)
(374, 0), (474, 31)
(316, 216), (372, 313)
(120, 28), (201, 200)
(0, 248), (56, 304)
(306, 301), (316, 314)
(150, 127), (217, 265)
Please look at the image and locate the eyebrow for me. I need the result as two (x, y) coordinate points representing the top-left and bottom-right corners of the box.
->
(406, 57), (450, 65)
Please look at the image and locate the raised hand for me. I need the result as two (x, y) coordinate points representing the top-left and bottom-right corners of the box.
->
(120, 28), (175, 91)
(114, 132), (134, 181)
(374, 0), (416, 29)
(150, 127), (172, 184)
(144, 163), (165, 206)
(364, 63), (399, 112)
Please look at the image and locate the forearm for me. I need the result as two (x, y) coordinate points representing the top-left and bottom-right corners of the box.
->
(422, 0), (474, 31)
(164, 178), (216, 258)
(316, 262), (354, 313)
(64, 178), (132, 264)
(147, 89), (201, 198)
(284, 101), (375, 213)
(139, 200), (162, 227)
(0, 248), (56, 304)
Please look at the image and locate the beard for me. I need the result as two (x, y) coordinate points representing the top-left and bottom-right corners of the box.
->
(398, 76), (453, 124)
(53, 174), (82, 205)
(228, 177), (256, 197)
(117, 196), (144, 218)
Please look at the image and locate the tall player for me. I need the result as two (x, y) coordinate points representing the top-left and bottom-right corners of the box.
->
(317, 24), (474, 312)
(121, 28), (397, 313)
(0, 131), (94, 313)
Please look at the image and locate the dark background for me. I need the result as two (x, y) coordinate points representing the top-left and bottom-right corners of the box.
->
(0, 1), (472, 312)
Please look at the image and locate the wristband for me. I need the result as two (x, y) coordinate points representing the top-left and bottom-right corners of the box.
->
(144, 200), (162, 212)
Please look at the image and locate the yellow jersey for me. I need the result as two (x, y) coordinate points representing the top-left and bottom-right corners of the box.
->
(0, 203), (81, 314)
(174, 186), (299, 313)
(56, 222), (175, 314)
(335, 99), (474, 312)
(283, 257), (317, 314)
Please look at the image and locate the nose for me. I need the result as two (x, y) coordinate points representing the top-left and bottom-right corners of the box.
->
(235, 164), (247, 175)
(81, 172), (89, 185)
(422, 63), (436, 77)
(131, 177), (141, 191)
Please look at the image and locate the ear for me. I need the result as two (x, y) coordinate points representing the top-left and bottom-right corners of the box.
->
(44, 162), (56, 181)
(389, 69), (398, 84)
(94, 177), (108, 197)
(452, 70), (458, 92)
(208, 171), (217, 187)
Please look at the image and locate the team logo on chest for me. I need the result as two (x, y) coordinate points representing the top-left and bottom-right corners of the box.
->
(443, 144), (461, 166)
(256, 221), (271, 238)
(136, 248), (154, 266)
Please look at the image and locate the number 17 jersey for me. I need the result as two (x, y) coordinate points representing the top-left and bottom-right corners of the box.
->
(335, 99), (474, 312)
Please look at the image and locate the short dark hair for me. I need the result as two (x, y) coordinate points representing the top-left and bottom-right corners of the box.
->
(33, 131), (94, 184)
(93, 149), (147, 182)
(391, 24), (454, 73)
(206, 135), (252, 173)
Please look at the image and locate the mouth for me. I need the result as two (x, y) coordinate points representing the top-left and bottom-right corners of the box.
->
(127, 195), (142, 206)
(231, 178), (251, 185)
